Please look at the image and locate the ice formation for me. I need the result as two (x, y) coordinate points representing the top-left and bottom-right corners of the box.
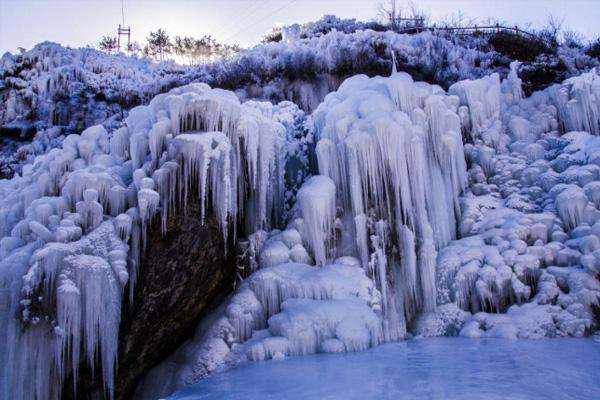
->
(313, 72), (467, 324)
(296, 175), (336, 266)
(137, 71), (474, 398)
(0, 81), (299, 399)
(2, 24), (600, 400)
(429, 69), (600, 340)
(137, 64), (600, 399)
(136, 246), (382, 399)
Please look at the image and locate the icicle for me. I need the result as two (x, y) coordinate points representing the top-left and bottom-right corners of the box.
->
(137, 184), (160, 250)
(355, 214), (369, 268)
(555, 185), (589, 231)
(126, 208), (141, 303)
(449, 73), (501, 143)
(69, 254), (121, 398)
(399, 224), (418, 319)
(109, 127), (131, 161)
(172, 132), (235, 242)
(114, 213), (132, 242)
(296, 176), (336, 266)
(55, 275), (81, 393)
(148, 119), (171, 162)
(129, 132), (149, 169)
(75, 189), (103, 232)
(152, 164), (179, 234)
(417, 224), (437, 313)
(390, 45), (398, 75)
(108, 185), (128, 217)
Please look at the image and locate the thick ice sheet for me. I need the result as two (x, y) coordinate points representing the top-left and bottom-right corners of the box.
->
(168, 337), (600, 400)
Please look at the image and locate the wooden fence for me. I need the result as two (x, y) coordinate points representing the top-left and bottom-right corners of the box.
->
(395, 20), (547, 44)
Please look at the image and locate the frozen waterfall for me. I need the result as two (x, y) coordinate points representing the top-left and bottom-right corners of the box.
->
(0, 83), (296, 400)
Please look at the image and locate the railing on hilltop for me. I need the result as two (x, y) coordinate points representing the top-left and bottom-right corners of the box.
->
(395, 20), (547, 45)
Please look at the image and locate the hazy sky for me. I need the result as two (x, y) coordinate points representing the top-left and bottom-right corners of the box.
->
(1, 0), (599, 54)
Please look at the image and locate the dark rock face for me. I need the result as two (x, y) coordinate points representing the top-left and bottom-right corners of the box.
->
(116, 200), (237, 400)
(63, 198), (237, 400)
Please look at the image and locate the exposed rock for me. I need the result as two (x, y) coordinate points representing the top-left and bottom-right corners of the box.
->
(63, 197), (237, 400)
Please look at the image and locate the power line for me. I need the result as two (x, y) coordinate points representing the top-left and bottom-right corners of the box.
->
(223, 0), (299, 44)
(211, 0), (271, 39)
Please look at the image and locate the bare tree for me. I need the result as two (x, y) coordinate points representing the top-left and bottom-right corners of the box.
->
(127, 41), (143, 57)
(407, 1), (429, 27)
(538, 15), (564, 47)
(562, 29), (584, 49)
(378, 0), (401, 29)
(377, 0), (428, 31)
(437, 10), (477, 29)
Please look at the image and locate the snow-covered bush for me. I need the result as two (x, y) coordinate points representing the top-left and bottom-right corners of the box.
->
(0, 42), (197, 178)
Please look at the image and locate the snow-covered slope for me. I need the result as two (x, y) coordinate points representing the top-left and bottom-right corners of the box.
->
(3, 26), (597, 179)
(215, 17), (599, 108)
(0, 42), (195, 178)
(0, 42), (192, 128)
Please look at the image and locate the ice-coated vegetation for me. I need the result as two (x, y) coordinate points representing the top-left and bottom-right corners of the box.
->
(0, 42), (196, 178)
(0, 42), (192, 128)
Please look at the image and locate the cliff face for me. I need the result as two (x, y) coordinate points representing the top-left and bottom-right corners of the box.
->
(116, 199), (237, 400)
(63, 198), (237, 400)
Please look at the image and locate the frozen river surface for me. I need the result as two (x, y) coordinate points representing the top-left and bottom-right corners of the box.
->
(168, 337), (600, 400)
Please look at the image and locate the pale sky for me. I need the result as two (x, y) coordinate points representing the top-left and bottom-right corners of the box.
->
(1, 0), (599, 55)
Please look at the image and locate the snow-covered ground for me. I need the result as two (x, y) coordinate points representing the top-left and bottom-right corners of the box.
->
(1, 17), (600, 400)
(166, 337), (600, 400)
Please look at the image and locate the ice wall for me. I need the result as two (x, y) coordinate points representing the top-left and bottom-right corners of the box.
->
(312, 72), (468, 324)
(0, 83), (296, 399)
(137, 68), (600, 400)
(429, 69), (600, 339)
(138, 70), (475, 399)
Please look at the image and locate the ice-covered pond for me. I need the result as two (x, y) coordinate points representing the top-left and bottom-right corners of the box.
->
(168, 337), (600, 400)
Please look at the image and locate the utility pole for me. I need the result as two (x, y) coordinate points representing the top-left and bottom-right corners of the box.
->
(117, 0), (131, 53)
